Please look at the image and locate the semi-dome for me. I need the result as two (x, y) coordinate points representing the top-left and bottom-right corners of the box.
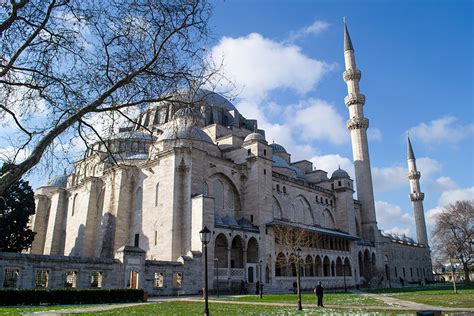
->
(244, 132), (266, 143)
(43, 174), (67, 188)
(270, 143), (287, 153)
(331, 167), (350, 179)
(158, 126), (213, 144)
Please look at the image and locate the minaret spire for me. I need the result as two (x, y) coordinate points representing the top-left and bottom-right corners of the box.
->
(342, 19), (378, 243)
(343, 17), (354, 51)
(407, 135), (416, 160)
(407, 137), (429, 247)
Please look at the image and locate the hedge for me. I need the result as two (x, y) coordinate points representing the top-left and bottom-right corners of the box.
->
(0, 288), (145, 306)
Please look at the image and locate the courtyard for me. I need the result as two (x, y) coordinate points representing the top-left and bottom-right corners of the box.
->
(0, 284), (472, 315)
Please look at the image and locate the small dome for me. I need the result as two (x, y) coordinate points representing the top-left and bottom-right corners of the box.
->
(244, 132), (266, 143)
(272, 155), (305, 179)
(331, 167), (350, 179)
(159, 126), (213, 144)
(270, 143), (287, 153)
(43, 174), (67, 188)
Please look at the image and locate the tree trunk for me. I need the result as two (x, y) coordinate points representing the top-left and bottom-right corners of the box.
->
(463, 262), (471, 283)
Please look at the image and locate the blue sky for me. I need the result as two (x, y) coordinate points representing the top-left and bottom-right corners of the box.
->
(206, 0), (473, 238)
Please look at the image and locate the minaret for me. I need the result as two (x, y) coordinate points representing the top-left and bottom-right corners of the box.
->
(342, 18), (378, 242)
(407, 136), (429, 247)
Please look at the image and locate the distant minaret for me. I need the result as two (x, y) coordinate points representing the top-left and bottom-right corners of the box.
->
(407, 136), (429, 247)
(342, 18), (378, 241)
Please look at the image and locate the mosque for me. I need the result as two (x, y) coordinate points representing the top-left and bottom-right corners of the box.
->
(0, 21), (432, 293)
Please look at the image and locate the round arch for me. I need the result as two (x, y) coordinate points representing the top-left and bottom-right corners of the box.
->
(323, 256), (330, 277)
(321, 209), (335, 229)
(247, 237), (258, 263)
(305, 255), (314, 276)
(344, 257), (352, 276)
(230, 235), (244, 268)
(336, 257), (343, 276)
(214, 234), (228, 267)
(275, 252), (287, 277)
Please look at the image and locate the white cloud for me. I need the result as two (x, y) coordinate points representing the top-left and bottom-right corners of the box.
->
(367, 127), (382, 141)
(372, 165), (407, 192)
(208, 33), (333, 101)
(288, 20), (330, 42)
(409, 116), (474, 144)
(0, 146), (29, 163)
(426, 186), (474, 230)
(310, 154), (354, 178)
(290, 99), (349, 145)
(437, 187), (474, 206)
(428, 176), (458, 192)
(372, 157), (442, 193)
(417, 157), (442, 178)
(375, 200), (414, 236)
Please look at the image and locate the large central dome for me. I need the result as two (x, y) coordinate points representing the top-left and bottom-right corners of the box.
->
(133, 88), (240, 131)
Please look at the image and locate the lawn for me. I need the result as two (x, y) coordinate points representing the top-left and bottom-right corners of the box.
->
(219, 293), (387, 306)
(0, 304), (87, 316)
(77, 301), (414, 315)
(368, 284), (474, 308)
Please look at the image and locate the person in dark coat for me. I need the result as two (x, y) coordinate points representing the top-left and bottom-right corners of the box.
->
(256, 281), (260, 295)
(314, 281), (324, 307)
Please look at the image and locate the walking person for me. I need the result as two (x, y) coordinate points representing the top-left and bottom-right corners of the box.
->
(255, 281), (260, 295)
(314, 281), (324, 307)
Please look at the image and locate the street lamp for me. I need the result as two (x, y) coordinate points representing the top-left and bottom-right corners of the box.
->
(199, 226), (211, 316)
(296, 247), (302, 311)
(259, 259), (263, 299)
(214, 258), (219, 298)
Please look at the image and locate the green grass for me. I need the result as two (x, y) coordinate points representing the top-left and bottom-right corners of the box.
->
(77, 301), (415, 315)
(218, 293), (387, 306)
(0, 304), (87, 316)
(369, 284), (474, 308)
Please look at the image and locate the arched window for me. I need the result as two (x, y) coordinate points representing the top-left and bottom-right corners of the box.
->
(155, 183), (159, 206)
(213, 179), (224, 211)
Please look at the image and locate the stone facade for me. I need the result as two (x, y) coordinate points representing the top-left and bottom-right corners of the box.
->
(0, 21), (433, 294)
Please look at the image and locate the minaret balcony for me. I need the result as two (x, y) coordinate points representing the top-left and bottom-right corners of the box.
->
(407, 170), (421, 180)
(343, 68), (361, 82)
(410, 192), (425, 201)
(344, 93), (365, 106)
(346, 117), (369, 130)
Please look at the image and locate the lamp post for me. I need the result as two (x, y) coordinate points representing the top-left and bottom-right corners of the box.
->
(214, 258), (219, 298)
(296, 247), (302, 311)
(199, 226), (211, 316)
(259, 259), (263, 299)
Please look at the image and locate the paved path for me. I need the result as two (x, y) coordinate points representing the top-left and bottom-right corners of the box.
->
(23, 294), (474, 315)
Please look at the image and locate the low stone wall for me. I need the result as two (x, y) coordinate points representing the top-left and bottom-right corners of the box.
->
(0, 252), (123, 289)
(0, 249), (203, 296)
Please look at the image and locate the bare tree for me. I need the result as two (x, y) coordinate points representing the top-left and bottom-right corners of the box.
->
(432, 200), (474, 284)
(0, 0), (213, 196)
(273, 224), (321, 310)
